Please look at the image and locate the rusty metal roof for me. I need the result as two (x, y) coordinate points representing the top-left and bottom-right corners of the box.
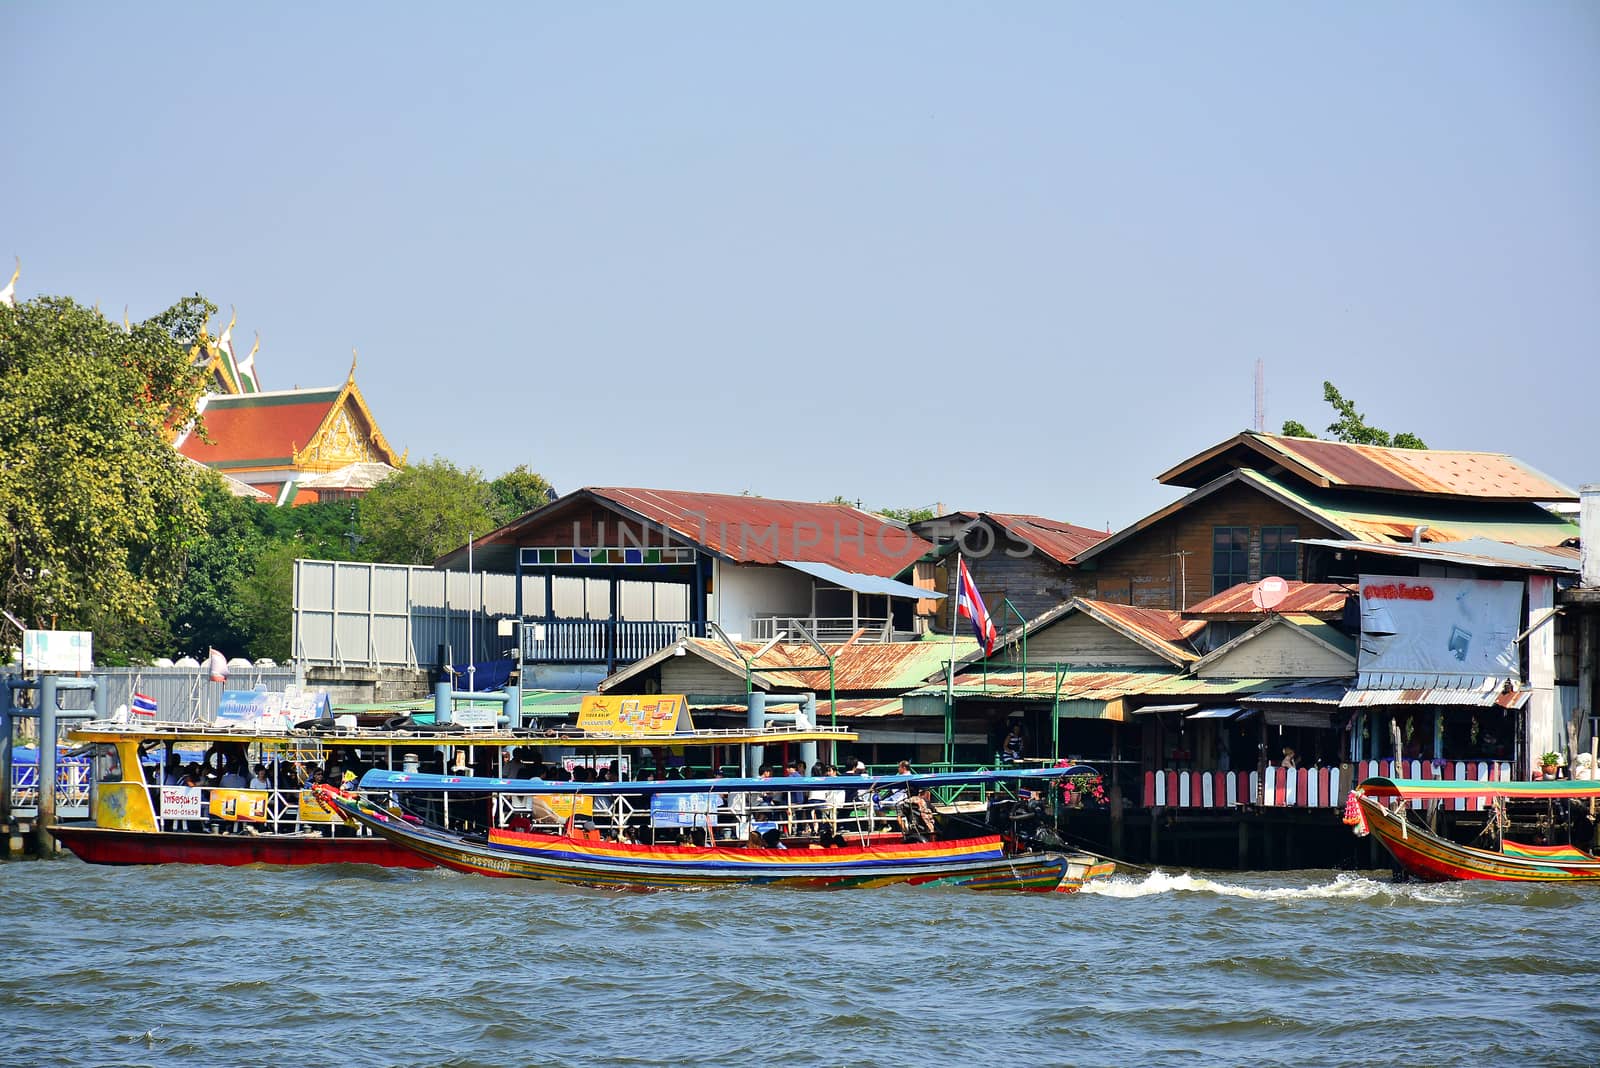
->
(1341, 674), (1529, 708)
(602, 636), (978, 694)
(1185, 581), (1353, 619)
(989, 597), (1202, 666)
(1159, 432), (1577, 502)
(590, 488), (931, 576)
(983, 514), (1110, 565)
(1074, 469), (1578, 568)
(908, 669), (1275, 702)
(450, 487), (932, 576)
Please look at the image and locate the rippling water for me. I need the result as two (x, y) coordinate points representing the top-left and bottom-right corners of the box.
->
(3, 857), (1598, 1067)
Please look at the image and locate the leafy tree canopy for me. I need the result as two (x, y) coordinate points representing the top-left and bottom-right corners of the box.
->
(0, 294), (213, 659)
(877, 505), (937, 524)
(1280, 381), (1427, 450)
(490, 464), (556, 525)
(356, 456), (500, 565)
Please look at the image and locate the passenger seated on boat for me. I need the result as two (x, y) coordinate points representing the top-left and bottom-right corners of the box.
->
(899, 786), (937, 843)
(248, 765), (271, 790)
(221, 760), (250, 790)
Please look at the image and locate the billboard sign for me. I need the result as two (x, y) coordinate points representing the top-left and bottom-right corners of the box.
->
(1357, 575), (1522, 679)
(22, 630), (93, 673)
(576, 695), (693, 737)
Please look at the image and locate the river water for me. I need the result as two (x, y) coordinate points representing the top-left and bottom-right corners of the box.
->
(3, 858), (1597, 1067)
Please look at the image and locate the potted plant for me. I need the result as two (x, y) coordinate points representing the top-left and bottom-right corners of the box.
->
(1540, 752), (1563, 778)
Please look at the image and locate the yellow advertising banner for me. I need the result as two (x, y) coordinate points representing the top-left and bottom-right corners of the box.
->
(576, 694), (693, 737)
(531, 794), (595, 820)
(209, 789), (270, 822)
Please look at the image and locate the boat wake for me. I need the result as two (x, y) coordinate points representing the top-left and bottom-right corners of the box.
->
(1079, 869), (1464, 902)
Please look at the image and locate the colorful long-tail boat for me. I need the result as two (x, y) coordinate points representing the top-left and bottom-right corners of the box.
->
(316, 767), (1113, 893)
(1348, 776), (1600, 882)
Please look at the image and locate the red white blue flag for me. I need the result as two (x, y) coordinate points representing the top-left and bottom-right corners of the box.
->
(956, 557), (997, 656)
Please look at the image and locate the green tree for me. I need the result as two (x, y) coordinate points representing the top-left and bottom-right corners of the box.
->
(236, 541), (298, 660)
(168, 479), (266, 658)
(357, 457), (499, 565)
(876, 505), (937, 524)
(0, 294), (213, 660)
(1280, 381), (1427, 449)
(489, 464), (556, 525)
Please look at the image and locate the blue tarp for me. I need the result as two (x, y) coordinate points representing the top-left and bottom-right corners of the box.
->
(449, 660), (513, 692)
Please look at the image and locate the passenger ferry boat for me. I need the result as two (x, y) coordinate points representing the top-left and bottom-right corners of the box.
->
(50, 696), (856, 869)
(316, 767), (1115, 893)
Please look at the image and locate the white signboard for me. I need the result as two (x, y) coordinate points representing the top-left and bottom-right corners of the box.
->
(1357, 575), (1522, 679)
(159, 786), (203, 820)
(22, 630), (93, 673)
(450, 707), (499, 728)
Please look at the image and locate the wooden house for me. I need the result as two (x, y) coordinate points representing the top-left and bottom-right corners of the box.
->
(1071, 432), (1578, 610)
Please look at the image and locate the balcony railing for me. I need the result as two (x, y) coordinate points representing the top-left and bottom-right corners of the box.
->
(747, 617), (918, 644)
(520, 619), (698, 665)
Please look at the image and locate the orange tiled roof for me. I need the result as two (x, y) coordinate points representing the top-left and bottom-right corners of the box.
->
(177, 389), (340, 467)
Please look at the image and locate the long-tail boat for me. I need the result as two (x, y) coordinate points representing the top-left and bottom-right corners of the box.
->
(1347, 776), (1600, 882)
(316, 767), (1113, 893)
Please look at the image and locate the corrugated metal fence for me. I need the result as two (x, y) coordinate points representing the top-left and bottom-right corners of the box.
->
(96, 666), (301, 723)
(293, 559), (528, 670)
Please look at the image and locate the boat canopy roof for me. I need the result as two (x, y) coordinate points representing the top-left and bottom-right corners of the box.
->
(1357, 777), (1600, 801)
(357, 767), (1081, 796)
(66, 722), (855, 748)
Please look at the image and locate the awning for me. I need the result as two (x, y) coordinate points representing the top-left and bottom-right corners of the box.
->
(779, 560), (943, 600)
(1186, 707), (1250, 720)
(1131, 702), (1199, 715)
(1341, 676), (1530, 709)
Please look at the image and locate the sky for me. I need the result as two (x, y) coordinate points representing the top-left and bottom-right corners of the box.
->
(4, 3), (1597, 529)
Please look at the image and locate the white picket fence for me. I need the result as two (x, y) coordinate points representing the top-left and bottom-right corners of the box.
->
(1143, 759), (1514, 811)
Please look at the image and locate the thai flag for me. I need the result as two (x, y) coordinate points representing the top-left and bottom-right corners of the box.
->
(131, 693), (158, 721)
(956, 557), (997, 656)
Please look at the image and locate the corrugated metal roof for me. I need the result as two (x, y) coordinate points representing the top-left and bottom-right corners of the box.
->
(1239, 679), (1350, 706)
(908, 669), (1276, 702)
(983, 513), (1110, 565)
(1159, 432), (1577, 502)
(1185, 581), (1353, 618)
(692, 697), (904, 719)
(1236, 470), (1578, 548)
(1296, 537), (1580, 574)
(604, 636), (979, 694)
(455, 488), (931, 578)
(990, 597), (1201, 666)
(1084, 600), (1205, 650)
(1341, 674), (1528, 708)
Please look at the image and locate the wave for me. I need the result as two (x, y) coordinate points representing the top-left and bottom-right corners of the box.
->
(1079, 869), (1465, 902)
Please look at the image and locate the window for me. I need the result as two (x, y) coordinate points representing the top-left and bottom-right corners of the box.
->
(1212, 527), (1249, 594)
(1260, 525), (1299, 580)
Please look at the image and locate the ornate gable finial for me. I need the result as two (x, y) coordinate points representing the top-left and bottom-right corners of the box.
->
(349, 347), (358, 381)
(0, 256), (18, 307)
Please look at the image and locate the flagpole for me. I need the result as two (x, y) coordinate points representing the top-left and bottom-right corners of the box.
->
(945, 552), (960, 768)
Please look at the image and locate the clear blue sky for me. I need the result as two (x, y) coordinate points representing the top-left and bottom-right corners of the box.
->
(5, 3), (1596, 527)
